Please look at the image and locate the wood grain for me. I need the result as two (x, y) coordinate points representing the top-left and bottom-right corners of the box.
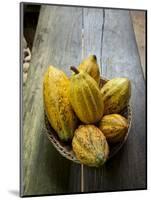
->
(22, 5), (82, 196)
(83, 9), (146, 192)
(82, 8), (104, 66)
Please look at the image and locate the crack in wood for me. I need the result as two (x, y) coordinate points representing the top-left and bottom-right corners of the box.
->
(80, 8), (84, 193)
(81, 8), (84, 60)
(81, 164), (84, 192)
(100, 9), (105, 72)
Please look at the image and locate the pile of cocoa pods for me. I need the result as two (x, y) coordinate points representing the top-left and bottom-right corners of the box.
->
(43, 55), (131, 167)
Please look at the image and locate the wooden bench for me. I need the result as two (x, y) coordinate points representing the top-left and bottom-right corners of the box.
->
(21, 4), (146, 196)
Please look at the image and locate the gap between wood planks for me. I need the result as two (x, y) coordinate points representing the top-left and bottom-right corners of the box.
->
(81, 8), (84, 192)
(80, 8), (105, 193)
(100, 9), (105, 69)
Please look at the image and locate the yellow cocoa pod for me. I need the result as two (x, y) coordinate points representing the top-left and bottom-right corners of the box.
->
(101, 77), (131, 114)
(70, 67), (104, 124)
(78, 55), (100, 85)
(43, 66), (78, 141)
(72, 125), (109, 167)
(99, 114), (128, 143)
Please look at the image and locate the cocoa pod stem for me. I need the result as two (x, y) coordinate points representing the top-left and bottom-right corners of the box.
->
(70, 66), (79, 74)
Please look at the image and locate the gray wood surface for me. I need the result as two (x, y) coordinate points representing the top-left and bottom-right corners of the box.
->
(82, 8), (103, 63)
(83, 9), (146, 192)
(22, 5), (146, 196)
(22, 5), (82, 196)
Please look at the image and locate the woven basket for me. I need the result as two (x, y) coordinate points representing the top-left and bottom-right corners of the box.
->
(43, 76), (132, 164)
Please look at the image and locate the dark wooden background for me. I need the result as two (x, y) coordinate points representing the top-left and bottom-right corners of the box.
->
(21, 4), (146, 196)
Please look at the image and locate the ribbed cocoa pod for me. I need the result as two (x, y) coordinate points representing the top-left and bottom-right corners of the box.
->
(43, 66), (78, 141)
(101, 77), (131, 114)
(78, 55), (100, 85)
(72, 125), (109, 167)
(70, 67), (104, 124)
(99, 114), (128, 143)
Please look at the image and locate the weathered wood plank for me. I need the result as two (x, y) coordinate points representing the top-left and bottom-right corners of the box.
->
(22, 5), (83, 196)
(83, 9), (146, 192)
(82, 8), (103, 66)
(81, 8), (104, 191)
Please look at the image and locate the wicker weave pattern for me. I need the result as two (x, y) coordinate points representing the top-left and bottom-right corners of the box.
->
(43, 77), (132, 164)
